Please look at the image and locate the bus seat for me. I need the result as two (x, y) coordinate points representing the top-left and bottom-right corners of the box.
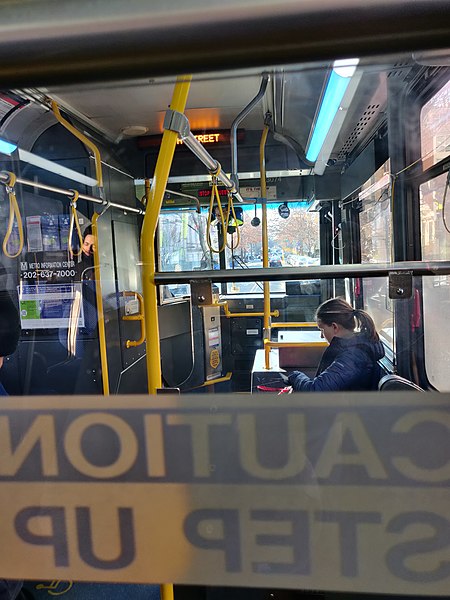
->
(378, 374), (423, 391)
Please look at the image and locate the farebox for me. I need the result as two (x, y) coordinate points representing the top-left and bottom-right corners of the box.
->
(277, 330), (328, 369)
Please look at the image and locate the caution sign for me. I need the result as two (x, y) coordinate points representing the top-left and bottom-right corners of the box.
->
(0, 393), (449, 593)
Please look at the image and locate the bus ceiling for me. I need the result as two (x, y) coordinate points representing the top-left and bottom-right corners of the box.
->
(0, 1), (448, 86)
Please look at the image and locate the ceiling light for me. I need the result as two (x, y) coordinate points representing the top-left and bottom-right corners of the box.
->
(0, 139), (17, 155)
(121, 126), (149, 136)
(306, 58), (360, 167)
(18, 149), (98, 186)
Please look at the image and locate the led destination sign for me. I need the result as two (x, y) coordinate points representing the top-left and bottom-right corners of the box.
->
(138, 130), (244, 149)
(176, 133), (222, 144)
(0, 394), (449, 592)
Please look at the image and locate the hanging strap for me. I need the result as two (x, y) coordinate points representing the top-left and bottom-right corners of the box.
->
(226, 191), (241, 250)
(206, 164), (229, 254)
(68, 189), (84, 257)
(2, 172), (24, 259)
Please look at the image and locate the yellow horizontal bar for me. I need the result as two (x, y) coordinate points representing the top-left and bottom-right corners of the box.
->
(264, 339), (327, 349)
(271, 322), (317, 328)
(200, 372), (232, 387)
(225, 311), (279, 318)
(205, 301), (279, 319)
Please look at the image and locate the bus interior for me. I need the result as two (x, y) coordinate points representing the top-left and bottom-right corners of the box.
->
(0, 2), (449, 598)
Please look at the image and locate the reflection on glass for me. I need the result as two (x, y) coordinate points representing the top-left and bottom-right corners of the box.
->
(359, 160), (392, 264)
(421, 173), (450, 390)
(421, 78), (450, 170)
(359, 161), (393, 348)
(420, 172), (450, 260)
(157, 204), (320, 297)
(225, 203), (319, 295)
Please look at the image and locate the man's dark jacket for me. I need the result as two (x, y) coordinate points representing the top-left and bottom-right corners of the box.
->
(288, 333), (385, 392)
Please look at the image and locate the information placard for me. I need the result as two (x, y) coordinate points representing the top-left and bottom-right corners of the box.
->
(17, 283), (84, 329)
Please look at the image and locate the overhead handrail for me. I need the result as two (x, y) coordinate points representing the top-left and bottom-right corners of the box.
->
(51, 100), (104, 194)
(2, 171), (24, 258)
(155, 260), (450, 284)
(68, 189), (84, 257)
(230, 73), (270, 189)
(163, 108), (244, 204)
(0, 171), (144, 215)
(122, 291), (146, 348)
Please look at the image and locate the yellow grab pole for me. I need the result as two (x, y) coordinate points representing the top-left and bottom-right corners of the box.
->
(91, 213), (110, 395)
(260, 125), (272, 368)
(141, 75), (192, 394)
(51, 100), (104, 192)
(141, 74), (192, 600)
(271, 322), (318, 329)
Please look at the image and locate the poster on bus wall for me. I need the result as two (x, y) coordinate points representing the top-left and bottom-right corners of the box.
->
(17, 283), (84, 329)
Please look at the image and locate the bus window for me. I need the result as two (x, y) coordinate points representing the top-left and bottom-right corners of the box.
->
(420, 76), (450, 390)
(421, 172), (450, 390)
(420, 77), (450, 170)
(359, 161), (393, 348)
(158, 210), (219, 300)
(225, 202), (319, 295)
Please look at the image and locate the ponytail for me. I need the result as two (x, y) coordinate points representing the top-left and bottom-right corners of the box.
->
(316, 297), (379, 342)
(353, 308), (379, 342)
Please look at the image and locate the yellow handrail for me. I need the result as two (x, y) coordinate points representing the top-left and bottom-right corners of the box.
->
(200, 372), (232, 387)
(141, 76), (192, 600)
(207, 300), (279, 319)
(51, 100), (104, 191)
(122, 291), (146, 348)
(271, 322), (317, 328)
(264, 339), (327, 349)
(141, 75), (192, 393)
(91, 213), (109, 395)
(264, 336), (327, 367)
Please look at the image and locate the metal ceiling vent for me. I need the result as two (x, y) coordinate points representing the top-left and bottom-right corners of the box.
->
(387, 62), (411, 79)
(338, 103), (380, 160)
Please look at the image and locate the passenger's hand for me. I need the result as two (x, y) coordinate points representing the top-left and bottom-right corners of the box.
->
(279, 372), (290, 385)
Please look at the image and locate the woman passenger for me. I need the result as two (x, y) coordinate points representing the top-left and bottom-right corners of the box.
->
(288, 297), (385, 392)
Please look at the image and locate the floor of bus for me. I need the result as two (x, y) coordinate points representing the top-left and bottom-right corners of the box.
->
(20, 585), (446, 600)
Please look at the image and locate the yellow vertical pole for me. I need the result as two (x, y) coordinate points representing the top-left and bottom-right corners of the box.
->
(141, 75), (191, 395)
(260, 125), (272, 368)
(141, 75), (191, 600)
(91, 213), (110, 395)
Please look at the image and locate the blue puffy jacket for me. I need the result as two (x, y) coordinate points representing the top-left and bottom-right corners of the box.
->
(288, 333), (385, 392)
